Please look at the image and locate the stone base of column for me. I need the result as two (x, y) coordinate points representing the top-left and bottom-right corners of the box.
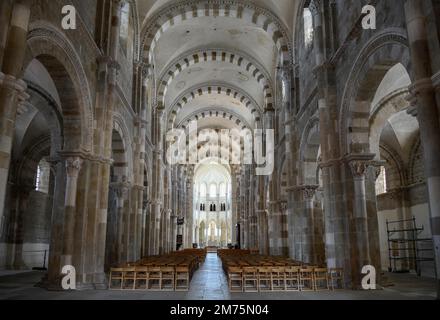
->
(92, 272), (108, 290)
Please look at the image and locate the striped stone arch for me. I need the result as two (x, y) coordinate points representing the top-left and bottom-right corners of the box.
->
(26, 21), (94, 152)
(141, 0), (292, 68)
(339, 28), (411, 155)
(167, 83), (262, 125)
(175, 108), (251, 131)
(158, 48), (274, 109)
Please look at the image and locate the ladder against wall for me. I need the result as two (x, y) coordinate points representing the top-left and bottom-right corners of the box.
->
(386, 217), (435, 276)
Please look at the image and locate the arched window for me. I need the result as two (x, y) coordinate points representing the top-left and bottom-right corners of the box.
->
(219, 183), (226, 196)
(35, 158), (50, 194)
(376, 166), (387, 195)
(303, 7), (314, 47)
(120, 2), (130, 56)
(200, 183), (207, 197)
(209, 184), (217, 198)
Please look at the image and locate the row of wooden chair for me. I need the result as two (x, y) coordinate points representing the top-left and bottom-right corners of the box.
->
(220, 254), (302, 270)
(227, 266), (344, 292)
(108, 249), (205, 291)
(218, 249), (251, 258)
(109, 265), (192, 291)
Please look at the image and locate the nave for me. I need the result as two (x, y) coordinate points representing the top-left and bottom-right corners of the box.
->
(0, 0), (440, 300)
(0, 253), (436, 300)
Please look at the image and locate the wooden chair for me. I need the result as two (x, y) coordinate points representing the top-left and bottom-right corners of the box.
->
(284, 267), (300, 291)
(299, 268), (314, 291)
(161, 267), (175, 291)
(108, 267), (124, 290)
(242, 267), (258, 292)
(175, 266), (190, 291)
(329, 268), (344, 290)
(257, 267), (272, 292)
(270, 267), (285, 291)
(134, 267), (149, 290)
(122, 267), (136, 290)
(147, 267), (161, 290)
(228, 267), (243, 292)
(314, 268), (330, 291)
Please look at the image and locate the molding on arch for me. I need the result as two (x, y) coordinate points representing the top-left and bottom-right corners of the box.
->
(126, 0), (141, 62)
(299, 114), (320, 159)
(167, 81), (262, 122)
(17, 133), (52, 187)
(174, 106), (252, 131)
(140, 0), (293, 68)
(408, 137), (423, 185)
(25, 81), (64, 158)
(379, 142), (406, 186)
(339, 28), (411, 155)
(157, 47), (274, 109)
(26, 21), (94, 153)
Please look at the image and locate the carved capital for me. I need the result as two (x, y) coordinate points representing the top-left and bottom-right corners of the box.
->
(302, 185), (319, 200)
(345, 153), (375, 178)
(114, 183), (129, 200)
(349, 161), (370, 178)
(65, 157), (83, 179)
(280, 201), (288, 211)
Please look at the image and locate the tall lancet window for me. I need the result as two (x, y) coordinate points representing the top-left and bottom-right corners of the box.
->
(35, 159), (50, 194)
(120, 2), (130, 56)
(375, 166), (387, 195)
(303, 7), (314, 47)
(209, 184), (217, 198)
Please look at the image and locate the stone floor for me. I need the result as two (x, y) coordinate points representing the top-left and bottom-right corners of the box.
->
(0, 253), (437, 300)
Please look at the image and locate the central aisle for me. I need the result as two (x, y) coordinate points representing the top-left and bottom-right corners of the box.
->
(187, 253), (231, 300)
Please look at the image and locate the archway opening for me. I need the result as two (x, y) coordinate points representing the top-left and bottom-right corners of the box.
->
(193, 161), (232, 248)
(368, 63), (435, 278)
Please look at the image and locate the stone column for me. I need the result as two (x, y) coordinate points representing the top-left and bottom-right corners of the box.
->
(285, 121), (300, 260)
(267, 202), (280, 256)
(405, 0), (440, 298)
(61, 157), (83, 268)
(346, 154), (375, 288)
(301, 185), (319, 264)
(170, 214), (177, 252)
(150, 109), (164, 255)
(0, 0), (13, 67)
(255, 173), (266, 254)
(259, 209), (269, 255)
(230, 169), (238, 246)
(239, 171), (247, 249)
(0, 1), (31, 236)
(310, 0), (350, 283)
(248, 167), (257, 249)
(114, 182), (128, 263)
(368, 165), (384, 276)
(185, 178), (193, 248)
(290, 186), (304, 261)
